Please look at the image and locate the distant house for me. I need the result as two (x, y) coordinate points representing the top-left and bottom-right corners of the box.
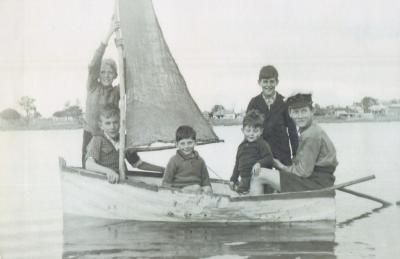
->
(370, 104), (387, 116)
(388, 104), (400, 118)
(235, 111), (245, 119)
(212, 109), (236, 119)
(334, 109), (348, 119)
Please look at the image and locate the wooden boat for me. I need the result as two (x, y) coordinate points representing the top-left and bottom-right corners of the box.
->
(59, 157), (336, 222)
(59, 0), (338, 223)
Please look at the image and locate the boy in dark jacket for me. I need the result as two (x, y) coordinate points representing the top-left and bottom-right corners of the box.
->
(230, 110), (274, 194)
(247, 65), (298, 166)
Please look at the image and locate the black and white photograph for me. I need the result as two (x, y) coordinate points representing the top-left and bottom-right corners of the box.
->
(1, 0), (399, 258)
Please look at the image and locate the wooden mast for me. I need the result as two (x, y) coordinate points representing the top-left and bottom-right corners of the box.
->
(114, 0), (126, 181)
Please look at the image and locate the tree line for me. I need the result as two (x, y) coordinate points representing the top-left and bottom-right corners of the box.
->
(0, 96), (82, 122)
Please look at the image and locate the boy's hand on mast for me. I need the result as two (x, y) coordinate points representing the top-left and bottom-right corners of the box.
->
(114, 38), (124, 48)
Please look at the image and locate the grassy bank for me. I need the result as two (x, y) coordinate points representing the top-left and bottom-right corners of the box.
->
(0, 119), (83, 131)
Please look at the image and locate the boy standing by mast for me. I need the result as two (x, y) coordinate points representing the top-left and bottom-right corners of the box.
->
(82, 17), (121, 167)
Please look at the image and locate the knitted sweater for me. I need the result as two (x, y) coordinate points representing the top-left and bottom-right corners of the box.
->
(162, 150), (211, 188)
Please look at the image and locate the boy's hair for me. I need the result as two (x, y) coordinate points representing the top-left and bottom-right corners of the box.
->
(176, 125), (196, 142)
(99, 104), (120, 121)
(259, 65), (278, 81)
(101, 58), (118, 76)
(243, 110), (265, 128)
(286, 93), (313, 109)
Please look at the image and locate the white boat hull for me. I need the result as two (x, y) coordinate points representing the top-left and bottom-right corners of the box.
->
(60, 166), (336, 222)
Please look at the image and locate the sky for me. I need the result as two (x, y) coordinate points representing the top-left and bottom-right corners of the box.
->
(1, 0), (400, 117)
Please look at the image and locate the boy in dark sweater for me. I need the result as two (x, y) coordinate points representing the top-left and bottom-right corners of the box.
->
(162, 125), (212, 194)
(230, 110), (274, 194)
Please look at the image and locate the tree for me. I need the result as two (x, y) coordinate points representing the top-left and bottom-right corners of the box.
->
(65, 105), (82, 119)
(18, 96), (37, 120)
(211, 105), (225, 114)
(0, 108), (21, 120)
(53, 111), (65, 117)
(53, 104), (82, 120)
(361, 97), (378, 113)
(313, 103), (326, 116)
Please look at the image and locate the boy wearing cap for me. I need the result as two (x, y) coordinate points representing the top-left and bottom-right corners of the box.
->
(250, 93), (338, 193)
(247, 65), (298, 166)
(82, 18), (121, 167)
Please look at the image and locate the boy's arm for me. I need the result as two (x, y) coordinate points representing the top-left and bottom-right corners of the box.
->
(85, 157), (119, 184)
(87, 18), (120, 91)
(246, 97), (257, 113)
(200, 159), (212, 187)
(125, 150), (165, 173)
(161, 158), (176, 187)
(137, 161), (165, 173)
(284, 108), (299, 156)
(258, 141), (274, 169)
(229, 150), (240, 184)
(278, 136), (321, 177)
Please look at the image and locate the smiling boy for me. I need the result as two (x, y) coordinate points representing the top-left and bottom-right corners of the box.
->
(230, 110), (274, 194)
(85, 105), (165, 184)
(250, 93), (338, 193)
(246, 65), (298, 166)
(161, 125), (212, 194)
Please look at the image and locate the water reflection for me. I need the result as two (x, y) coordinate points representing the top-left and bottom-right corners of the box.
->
(63, 215), (336, 258)
(337, 204), (391, 228)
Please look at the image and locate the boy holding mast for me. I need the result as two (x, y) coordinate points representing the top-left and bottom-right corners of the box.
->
(82, 17), (121, 167)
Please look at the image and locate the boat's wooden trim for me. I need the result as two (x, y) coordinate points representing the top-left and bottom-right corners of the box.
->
(127, 139), (224, 152)
(231, 189), (335, 202)
(60, 157), (159, 192)
(59, 157), (336, 202)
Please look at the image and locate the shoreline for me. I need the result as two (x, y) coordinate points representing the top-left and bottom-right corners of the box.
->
(209, 116), (400, 126)
(1, 116), (400, 131)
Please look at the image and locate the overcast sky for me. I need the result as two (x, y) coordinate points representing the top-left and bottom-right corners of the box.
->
(1, 0), (400, 116)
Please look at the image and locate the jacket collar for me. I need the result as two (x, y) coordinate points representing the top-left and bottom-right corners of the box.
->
(177, 150), (199, 160)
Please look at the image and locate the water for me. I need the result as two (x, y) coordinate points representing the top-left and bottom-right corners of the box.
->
(1, 122), (399, 258)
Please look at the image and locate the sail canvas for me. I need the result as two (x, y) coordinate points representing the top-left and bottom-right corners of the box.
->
(118, 0), (219, 148)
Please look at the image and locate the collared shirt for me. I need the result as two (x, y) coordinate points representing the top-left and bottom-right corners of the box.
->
(288, 122), (338, 177)
(86, 134), (141, 172)
(262, 92), (276, 109)
(104, 132), (120, 151)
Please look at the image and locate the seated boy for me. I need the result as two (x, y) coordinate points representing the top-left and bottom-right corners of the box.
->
(85, 104), (165, 184)
(161, 125), (213, 194)
(250, 92), (338, 194)
(229, 110), (274, 194)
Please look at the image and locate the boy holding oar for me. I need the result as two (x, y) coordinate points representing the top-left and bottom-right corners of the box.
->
(250, 92), (338, 193)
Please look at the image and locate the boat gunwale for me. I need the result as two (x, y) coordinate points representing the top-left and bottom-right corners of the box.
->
(60, 157), (335, 202)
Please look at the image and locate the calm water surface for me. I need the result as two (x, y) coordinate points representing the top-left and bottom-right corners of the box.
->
(0, 122), (399, 258)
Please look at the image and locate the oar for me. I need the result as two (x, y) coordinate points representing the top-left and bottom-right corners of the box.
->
(330, 175), (392, 206)
(328, 175), (376, 190)
(339, 187), (392, 207)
